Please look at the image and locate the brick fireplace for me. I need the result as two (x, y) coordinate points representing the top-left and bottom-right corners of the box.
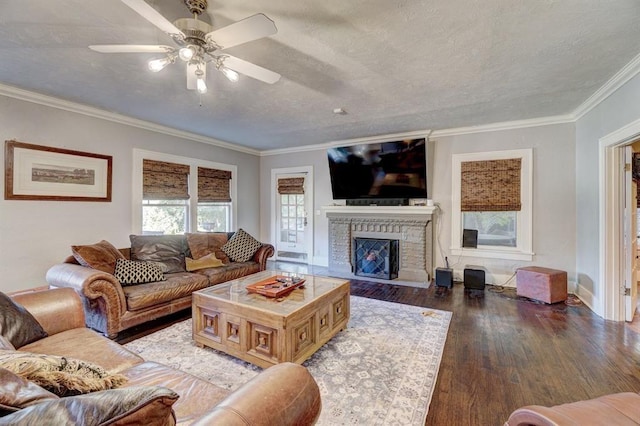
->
(324, 206), (436, 284)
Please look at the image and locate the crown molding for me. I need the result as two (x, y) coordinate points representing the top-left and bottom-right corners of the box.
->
(260, 129), (432, 156)
(572, 51), (640, 121)
(0, 83), (261, 156)
(430, 114), (575, 138)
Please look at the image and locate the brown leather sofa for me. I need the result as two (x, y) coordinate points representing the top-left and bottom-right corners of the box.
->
(505, 392), (640, 425)
(46, 232), (274, 338)
(2, 288), (321, 425)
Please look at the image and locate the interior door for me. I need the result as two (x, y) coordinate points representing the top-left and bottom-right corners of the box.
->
(624, 146), (638, 322)
(275, 173), (311, 263)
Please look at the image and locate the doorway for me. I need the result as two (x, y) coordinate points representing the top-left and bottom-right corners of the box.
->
(600, 118), (640, 321)
(622, 145), (638, 322)
(270, 166), (313, 264)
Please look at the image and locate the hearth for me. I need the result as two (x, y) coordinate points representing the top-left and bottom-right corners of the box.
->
(353, 237), (399, 280)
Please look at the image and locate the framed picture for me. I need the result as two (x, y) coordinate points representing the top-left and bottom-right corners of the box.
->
(5, 140), (112, 201)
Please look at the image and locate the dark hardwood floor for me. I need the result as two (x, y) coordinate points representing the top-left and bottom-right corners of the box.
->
(118, 279), (640, 426)
(350, 280), (640, 425)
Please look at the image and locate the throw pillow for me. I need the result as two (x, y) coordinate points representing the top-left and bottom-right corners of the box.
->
(113, 259), (165, 285)
(222, 229), (263, 262)
(0, 292), (47, 349)
(0, 367), (58, 416)
(0, 386), (178, 426)
(129, 235), (187, 273)
(185, 253), (224, 271)
(186, 232), (231, 263)
(71, 240), (124, 274)
(0, 350), (128, 397)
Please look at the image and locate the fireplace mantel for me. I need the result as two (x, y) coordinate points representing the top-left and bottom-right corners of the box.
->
(323, 205), (435, 285)
(322, 205), (437, 216)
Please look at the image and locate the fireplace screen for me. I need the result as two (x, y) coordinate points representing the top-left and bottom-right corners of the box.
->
(353, 237), (399, 280)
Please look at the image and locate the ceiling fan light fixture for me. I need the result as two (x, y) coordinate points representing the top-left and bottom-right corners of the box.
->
(195, 68), (207, 94)
(148, 56), (172, 72)
(220, 66), (239, 82)
(178, 46), (195, 61)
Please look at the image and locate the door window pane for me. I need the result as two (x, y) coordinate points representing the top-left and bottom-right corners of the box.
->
(463, 211), (517, 247)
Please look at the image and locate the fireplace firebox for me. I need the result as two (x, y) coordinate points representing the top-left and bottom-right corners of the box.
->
(353, 237), (399, 280)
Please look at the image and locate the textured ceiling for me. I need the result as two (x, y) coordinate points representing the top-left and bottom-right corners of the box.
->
(1, 0), (639, 151)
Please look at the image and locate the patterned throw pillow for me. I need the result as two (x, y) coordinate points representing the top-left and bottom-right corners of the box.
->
(114, 259), (165, 285)
(222, 229), (263, 262)
(0, 349), (128, 397)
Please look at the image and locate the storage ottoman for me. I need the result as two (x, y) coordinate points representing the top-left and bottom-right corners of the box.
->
(516, 266), (567, 304)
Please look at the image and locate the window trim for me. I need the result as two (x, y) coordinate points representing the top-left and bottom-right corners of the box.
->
(451, 149), (534, 261)
(132, 149), (237, 234)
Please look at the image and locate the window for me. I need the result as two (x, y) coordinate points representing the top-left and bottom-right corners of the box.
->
(143, 199), (188, 234)
(451, 149), (533, 261)
(133, 150), (237, 235)
(197, 202), (231, 232)
(463, 211), (516, 247)
(197, 167), (232, 232)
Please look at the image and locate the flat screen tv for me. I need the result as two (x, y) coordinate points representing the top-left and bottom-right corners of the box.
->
(327, 138), (428, 201)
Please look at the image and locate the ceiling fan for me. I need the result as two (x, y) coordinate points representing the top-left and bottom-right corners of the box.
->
(89, 0), (281, 94)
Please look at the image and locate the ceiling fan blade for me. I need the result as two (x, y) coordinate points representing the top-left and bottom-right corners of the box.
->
(121, 0), (184, 37)
(206, 14), (277, 50)
(89, 44), (175, 53)
(221, 55), (281, 84)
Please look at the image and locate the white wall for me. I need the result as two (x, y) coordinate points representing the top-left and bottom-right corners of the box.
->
(259, 123), (577, 283)
(432, 124), (576, 283)
(0, 96), (260, 293)
(575, 72), (640, 308)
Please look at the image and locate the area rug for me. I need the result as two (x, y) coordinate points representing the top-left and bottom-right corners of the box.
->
(124, 296), (451, 425)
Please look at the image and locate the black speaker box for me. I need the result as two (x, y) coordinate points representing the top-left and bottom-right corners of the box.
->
(464, 268), (485, 290)
(462, 229), (478, 248)
(435, 268), (453, 288)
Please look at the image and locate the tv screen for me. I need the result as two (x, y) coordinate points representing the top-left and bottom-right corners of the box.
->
(327, 138), (428, 200)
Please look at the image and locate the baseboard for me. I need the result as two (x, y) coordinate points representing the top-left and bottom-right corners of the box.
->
(573, 283), (596, 312)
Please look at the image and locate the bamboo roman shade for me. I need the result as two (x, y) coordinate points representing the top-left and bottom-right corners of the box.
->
(198, 167), (232, 202)
(143, 159), (190, 200)
(461, 158), (522, 211)
(277, 177), (305, 195)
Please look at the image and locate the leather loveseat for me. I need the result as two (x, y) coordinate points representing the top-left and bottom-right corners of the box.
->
(505, 392), (640, 425)
(0, 288), (321, 425)
(46, 231), (274, 338)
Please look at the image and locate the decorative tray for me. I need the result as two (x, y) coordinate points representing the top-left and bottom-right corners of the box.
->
(246, 275), (306, 298)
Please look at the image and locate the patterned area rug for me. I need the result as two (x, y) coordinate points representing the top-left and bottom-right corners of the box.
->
(124, 296), (451, 425)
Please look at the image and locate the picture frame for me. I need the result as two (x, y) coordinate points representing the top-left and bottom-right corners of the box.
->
(4, 140), (112, 201)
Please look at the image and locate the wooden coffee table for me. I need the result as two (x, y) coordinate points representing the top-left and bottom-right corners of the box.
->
(192, 271), (350, 368)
